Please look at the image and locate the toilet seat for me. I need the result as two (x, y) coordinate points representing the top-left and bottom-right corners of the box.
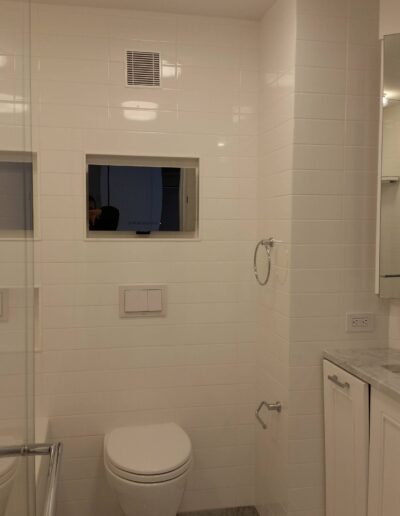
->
(105, 454), (192, 484)
(104, 423), (192, 485)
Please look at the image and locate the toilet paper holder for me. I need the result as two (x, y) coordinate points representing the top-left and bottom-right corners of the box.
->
(255, 400), (282, 429)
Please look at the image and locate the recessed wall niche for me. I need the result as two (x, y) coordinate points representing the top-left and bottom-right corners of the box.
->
(86, 155), (199, 239)
(0, 151), (38, 239)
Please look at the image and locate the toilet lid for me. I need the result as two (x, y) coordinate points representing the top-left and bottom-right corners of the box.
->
(105, 423), (192, 476)
(0, 437), (18, 484)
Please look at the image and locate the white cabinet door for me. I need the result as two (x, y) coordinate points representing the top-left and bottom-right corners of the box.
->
(323, 360), (369, 516)
(368, 389), (400, 516)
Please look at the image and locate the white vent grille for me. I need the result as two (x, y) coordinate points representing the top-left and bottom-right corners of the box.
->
(126, 51), (161, 87)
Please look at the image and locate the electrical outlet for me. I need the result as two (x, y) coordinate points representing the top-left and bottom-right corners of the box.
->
(346, 313), (375, 333)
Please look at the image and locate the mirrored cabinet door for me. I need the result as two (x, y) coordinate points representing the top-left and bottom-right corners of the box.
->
(379, 34), (400, 298)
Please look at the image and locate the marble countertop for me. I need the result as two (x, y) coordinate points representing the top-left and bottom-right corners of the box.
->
(323, 348), (400, 403)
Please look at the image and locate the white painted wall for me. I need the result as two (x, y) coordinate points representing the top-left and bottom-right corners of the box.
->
(380, 0), (400, 38)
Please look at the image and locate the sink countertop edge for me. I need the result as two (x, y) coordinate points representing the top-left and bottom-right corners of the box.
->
(323, 348), (400, 404)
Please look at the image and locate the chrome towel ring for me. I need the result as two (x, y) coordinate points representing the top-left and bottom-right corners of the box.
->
(253, 237), (282, 286)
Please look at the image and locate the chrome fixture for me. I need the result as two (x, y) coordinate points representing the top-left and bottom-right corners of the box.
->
(327, 374), (350, 390)
(381, 176), (400, 184)
(255, 400), (282, 429)
(253, 238), (283, 286)
(0, 442), (62, 516)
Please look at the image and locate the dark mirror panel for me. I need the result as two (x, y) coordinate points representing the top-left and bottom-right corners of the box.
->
(87, 164), (197, 235)
(0, 162), (33, 232)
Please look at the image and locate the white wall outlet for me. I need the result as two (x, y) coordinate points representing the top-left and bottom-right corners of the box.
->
(346, 313), (375, 333)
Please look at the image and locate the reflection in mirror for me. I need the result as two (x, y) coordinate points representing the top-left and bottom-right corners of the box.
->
(380, 34), (400, 297)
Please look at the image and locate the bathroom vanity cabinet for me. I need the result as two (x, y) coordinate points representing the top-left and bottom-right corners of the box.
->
(323, 360), (369, 516)
(368, 389), (400, 516)
(323, 351), (400, 516)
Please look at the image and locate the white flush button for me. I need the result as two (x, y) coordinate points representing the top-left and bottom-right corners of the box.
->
(148, 289), (162, 312)
(124, 289), (148, 313)
(119, 285), (166, 318)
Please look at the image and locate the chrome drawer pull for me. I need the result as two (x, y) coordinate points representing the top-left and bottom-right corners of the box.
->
(328, 374), (350, 390)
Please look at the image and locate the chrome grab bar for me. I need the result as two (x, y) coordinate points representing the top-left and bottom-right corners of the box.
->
(0, 442), (63, 516)
(328, 374), (350, 390)
(255, 400), (282, 429)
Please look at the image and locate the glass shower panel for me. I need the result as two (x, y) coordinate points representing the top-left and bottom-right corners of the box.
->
(0, 1), (35, 515)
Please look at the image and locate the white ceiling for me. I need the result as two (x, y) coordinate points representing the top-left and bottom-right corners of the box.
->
(32, 0), (275, 20)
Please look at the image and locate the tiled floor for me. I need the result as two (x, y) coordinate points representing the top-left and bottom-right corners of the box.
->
(180, 507), (259, 516)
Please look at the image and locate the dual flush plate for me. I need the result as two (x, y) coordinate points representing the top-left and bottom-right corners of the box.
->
(119, 285), (167, 318)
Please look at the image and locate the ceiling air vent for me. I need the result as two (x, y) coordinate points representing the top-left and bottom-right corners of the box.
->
(126, 50), (161, 87)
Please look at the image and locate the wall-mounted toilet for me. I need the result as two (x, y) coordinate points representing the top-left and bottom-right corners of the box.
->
(0, 439), (19, 516)
(104, 423), (192, 516)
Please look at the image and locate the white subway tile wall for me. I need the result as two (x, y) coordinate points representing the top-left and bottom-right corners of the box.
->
(0, 1), (391, 516)
(288, 1), (387, 516)
(256, 2), (296, 516)
(28, 4), (260, 515)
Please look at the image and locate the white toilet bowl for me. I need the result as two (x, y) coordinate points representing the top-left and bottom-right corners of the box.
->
(104, 423), (192, 516)
(0, 439), (19, 516)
